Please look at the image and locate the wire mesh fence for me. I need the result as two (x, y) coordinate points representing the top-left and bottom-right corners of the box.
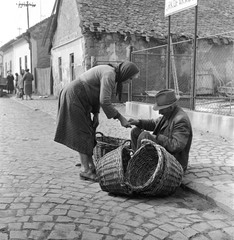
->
(131, 31), (234, 116)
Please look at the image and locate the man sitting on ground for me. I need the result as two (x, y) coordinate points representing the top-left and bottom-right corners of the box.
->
(128, 89), (193, 172)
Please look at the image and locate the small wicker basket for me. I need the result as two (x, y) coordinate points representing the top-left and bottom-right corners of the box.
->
(96, 141), (133, 195)
(126, 139), (184, 197)
(93, 132), (129, 162)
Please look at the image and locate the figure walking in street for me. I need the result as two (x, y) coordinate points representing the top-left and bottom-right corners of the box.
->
(18, 69), (25, 100)
(54, 61), (140, 181)
(22, 69), (34, 100)
(128, 89), (193, 172)
(14, 73), (19, 95)
(6, 71), (14, 94)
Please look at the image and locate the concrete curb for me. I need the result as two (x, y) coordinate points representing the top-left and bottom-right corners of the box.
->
(181, 181), (234, 216)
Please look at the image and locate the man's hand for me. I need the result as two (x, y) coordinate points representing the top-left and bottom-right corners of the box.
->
(119, 115), (132, 128)
(128, 118), (140, 126)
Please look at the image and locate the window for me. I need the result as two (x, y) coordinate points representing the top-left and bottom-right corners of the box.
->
(70, 53), (75, 81)
(25, 55), (27, 69)
(58, 57), (62, 81)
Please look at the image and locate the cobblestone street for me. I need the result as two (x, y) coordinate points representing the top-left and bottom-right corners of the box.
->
(0, 95), (234, 240)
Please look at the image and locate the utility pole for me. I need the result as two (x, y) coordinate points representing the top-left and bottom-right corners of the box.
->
(17, 1), (36, 75)
(17, 1), (36, 29)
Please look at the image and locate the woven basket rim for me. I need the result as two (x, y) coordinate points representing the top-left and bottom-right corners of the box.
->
(96, 132), (130, 147)
(127, 140), (164, 189)
(96, 138), (130, 145)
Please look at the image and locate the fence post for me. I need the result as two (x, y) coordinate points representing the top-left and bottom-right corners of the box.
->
(166, 16), (171, 89)
(190, 5), (198, 110)
(127, 45), (133, 101)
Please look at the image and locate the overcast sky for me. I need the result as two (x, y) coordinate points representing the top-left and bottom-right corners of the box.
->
(0, 0), (55, 46)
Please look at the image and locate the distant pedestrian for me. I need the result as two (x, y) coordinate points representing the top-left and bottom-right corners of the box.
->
(22, 69), (34, 100)
(6, 71), (14, 94)
(128, 89), (193, 172)
(18, 69), (25, 100)
(14, 73), (19, 95)
(54, 61), (140, 181)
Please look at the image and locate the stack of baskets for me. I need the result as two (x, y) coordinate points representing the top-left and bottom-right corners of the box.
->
(95, 133), (184, 197)
(94, 132), (132, 195)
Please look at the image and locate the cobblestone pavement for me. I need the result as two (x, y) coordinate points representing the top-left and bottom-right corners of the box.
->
(8, 95), (234, 215)
(0, 94), (233, 240)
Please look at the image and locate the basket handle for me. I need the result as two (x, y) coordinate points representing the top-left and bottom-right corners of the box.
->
(122, 139), (131, 146)
(95, 132), (104, 141)
(95, 132), (104, 137)
(122, 140), (135, 156)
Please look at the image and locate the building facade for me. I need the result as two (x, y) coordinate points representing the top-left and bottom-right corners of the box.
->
(49, 0), (234, 98)
(0, 17), (52, 95)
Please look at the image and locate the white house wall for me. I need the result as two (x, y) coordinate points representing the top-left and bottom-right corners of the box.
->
(13, 39), (30, 75)
(53, 0), (82, 46)
(0, 52), (3, 76)
(51, 0), (85, 97)
(51, 37), (85, 96)
(3, 48), (14, 76)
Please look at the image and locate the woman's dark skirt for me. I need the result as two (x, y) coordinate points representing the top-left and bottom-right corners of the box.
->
(54, 80), (96, 155)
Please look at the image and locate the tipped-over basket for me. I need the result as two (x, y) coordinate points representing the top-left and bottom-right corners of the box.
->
(94, 132), (128, 162)
(126, 139), (184, 196)
(96, 141), (133, 196)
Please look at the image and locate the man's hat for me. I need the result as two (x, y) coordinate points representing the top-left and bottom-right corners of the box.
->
(153, 89), (180, 111)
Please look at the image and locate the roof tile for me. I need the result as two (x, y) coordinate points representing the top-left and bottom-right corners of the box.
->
(76, 0), (234, 39)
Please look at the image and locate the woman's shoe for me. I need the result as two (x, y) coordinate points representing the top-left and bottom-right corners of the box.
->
(76, 163), (96, 173)
(80, 171), (98, 182)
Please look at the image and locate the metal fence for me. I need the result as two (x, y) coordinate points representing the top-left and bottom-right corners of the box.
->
(131, 32), (234, 116)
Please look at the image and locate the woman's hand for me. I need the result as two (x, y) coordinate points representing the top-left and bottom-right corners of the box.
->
(118, 115), (132, 128)
(92, 113), (99, 129)
(128, 118), (140, 126)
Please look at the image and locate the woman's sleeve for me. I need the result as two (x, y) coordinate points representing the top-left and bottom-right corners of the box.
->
(99, 72), (119, 119)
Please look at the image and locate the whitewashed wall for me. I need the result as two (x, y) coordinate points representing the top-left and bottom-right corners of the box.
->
(51, 37), (85, 97)
(3, 48), (14, 77)
(13, 39), (30, 75)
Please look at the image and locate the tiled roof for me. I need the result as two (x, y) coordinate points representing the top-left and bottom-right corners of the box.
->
(0, 16), (52, 51)
(76, 0), (234, 39)
(0, 39), (15, 52)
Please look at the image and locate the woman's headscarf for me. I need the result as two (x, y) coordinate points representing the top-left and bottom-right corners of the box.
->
(109, 61), (139, 101)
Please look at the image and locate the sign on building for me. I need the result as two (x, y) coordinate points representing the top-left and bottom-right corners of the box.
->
(165, 0), (197, 17)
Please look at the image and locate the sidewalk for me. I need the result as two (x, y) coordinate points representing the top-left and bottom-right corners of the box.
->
(11, 95), (234, 216)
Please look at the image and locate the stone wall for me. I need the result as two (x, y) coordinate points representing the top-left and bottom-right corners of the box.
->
(83, 31), (164, 97)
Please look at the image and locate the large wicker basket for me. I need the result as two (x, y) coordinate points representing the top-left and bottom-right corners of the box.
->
(126, 139), (184, 196)
(94, 132), (129, 162)
(96, 141), (133, 195)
